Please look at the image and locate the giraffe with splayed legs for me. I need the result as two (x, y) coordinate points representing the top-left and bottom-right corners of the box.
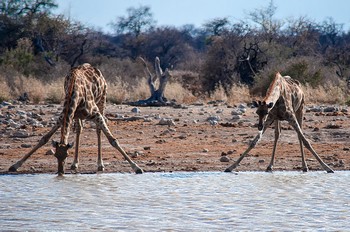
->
(225, 72), (334, 173)
(9, 63), (143, 175)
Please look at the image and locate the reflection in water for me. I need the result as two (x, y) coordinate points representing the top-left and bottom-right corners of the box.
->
(0, 172), (349, 231)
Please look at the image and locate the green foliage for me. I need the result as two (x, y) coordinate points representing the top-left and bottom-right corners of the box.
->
(0, 38), (34, 76)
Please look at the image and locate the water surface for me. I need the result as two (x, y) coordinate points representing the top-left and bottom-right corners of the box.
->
(0, 171), (349, 231)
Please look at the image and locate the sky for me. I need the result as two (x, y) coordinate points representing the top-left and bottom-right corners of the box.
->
(54, 0), (350, 33)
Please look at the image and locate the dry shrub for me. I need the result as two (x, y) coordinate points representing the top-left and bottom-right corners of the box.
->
(164, 82), (196, 104)
(207, 83), (252, 104)
(107, 77), (130, 104)
(303, 82), (347, 104)
(0, 78), (11, 101)
(129, 78), (150, 101)
(96, 57), (144, 85)
(208, 84), (227, 102)
(14, 76), (46, 103)
(44, 79), (65, 104)
(227, 84), (251, 105)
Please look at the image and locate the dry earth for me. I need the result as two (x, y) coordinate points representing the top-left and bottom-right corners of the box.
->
(0, 102), (349, 174)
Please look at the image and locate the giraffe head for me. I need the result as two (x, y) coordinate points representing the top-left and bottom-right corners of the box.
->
(52, 140), (74, 175)
(252, 100), (274, 131)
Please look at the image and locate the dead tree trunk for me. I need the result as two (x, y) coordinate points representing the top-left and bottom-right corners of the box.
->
(129, 57), (175, 106)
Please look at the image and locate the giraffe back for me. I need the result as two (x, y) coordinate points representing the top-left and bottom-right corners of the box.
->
(60, 63), (107, 143)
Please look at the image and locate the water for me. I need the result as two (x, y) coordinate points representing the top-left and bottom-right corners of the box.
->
(0, 171), (349, 231)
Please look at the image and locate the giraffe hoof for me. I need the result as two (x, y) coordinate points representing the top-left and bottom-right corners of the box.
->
(57, 171), (65, 176)
(266, 167), (273, 172)
(327, 169), (334, 173)
(98, 166), (105, 172)
(302, 167), (309, 172)
(71, 164), (78, 170)
(9, 165), (18, 172)
(224, 168), (232, 172)
(135, 168), (143, 174)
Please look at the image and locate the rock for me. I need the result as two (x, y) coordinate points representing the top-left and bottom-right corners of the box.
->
(0, 144), (11, 149)
(2, 101), (12, 106)
(203, 149), (209, 153)
(158, 118), (176, 126)
(12, 130), (30, 138)
(21, 144), (32, 148)
(323, 106), (338, 113)
(130, 151), (143, 158)
(231, 110), (243, 115)
(325, 123), (341, 129)
(231, 115), (242, 121)
(208, 120), (218, 126)
(178, 134), (187, 139)
(220, 156), (230, 162)
(206, 115), (221, 122)
(144, 146), (151, 150)
(160, 130), (171, 136)
(131, 107), (141, 113)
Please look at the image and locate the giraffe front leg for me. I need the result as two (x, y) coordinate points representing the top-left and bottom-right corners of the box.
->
(266, 121), (281, 172)
(295, 108), (308, 172)
(9, 124), (60, 172)
(94, 112), (143, 174)
(96, 127), (104, 171)
(298, 136), (308, 172)
(71, 119), (82, 171)
(225, 131), (263, 172)
(111, 139), (143, 174)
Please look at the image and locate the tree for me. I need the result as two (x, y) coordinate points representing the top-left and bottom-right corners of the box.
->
(111, 5), (156, 37)
(0, 0), (57, 18)
(129, 57), (174, 106)
(247, 0), (283, 42)
(110, 5), (156, 59)
(203, 17), (230, 36)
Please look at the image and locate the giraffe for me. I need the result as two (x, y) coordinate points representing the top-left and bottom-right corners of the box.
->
(9, 63), (143, 175)
(225, 72), (334, 173)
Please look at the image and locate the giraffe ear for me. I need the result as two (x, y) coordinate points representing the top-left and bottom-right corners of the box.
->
(267, 102), (274, 108)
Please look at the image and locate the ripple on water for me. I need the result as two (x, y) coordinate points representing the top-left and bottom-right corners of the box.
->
(0, 171), (349, 231)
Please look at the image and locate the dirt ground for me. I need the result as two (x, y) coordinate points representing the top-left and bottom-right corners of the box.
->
(0, 102), (349, 174)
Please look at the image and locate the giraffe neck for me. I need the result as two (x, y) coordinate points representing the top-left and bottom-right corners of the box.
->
(60, 72), (79, 144)
(263, 74), (283, 105)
